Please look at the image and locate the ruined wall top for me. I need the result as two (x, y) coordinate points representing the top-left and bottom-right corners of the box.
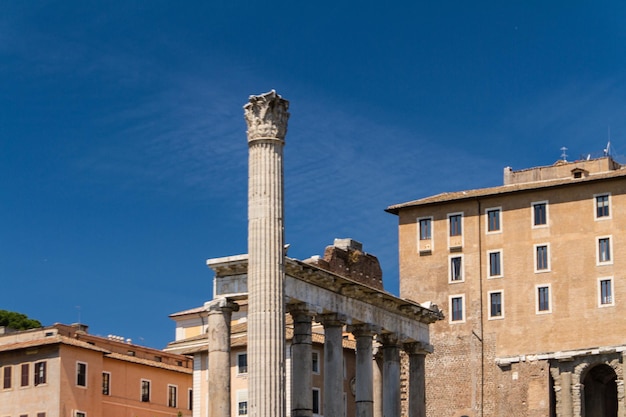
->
(244, 90), (290, 141)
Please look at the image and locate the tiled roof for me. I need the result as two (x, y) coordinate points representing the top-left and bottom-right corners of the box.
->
(386, 167), (626, 214)
(0, 334), (110, 354)
(105, 352), (192, 373)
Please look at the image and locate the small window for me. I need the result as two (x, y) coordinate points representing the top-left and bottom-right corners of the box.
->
(37, 413), (46, 417)
(75, 412), (86, 417)
(449, 214), (462, 236)
(312, 388), (321, 415)
(312, 351), (320, 374)
(34, 362), (46, 386)
(489, 291), (503, 319)
(76, 362), (87, 387)
(102, 372), (110, 395)
(168, 384), (178, 407)
(3, 366), (11, 389)
(419, 217), (432, 240)
(595, 194), (610, 219)
(188, 388), (193, 410)
(486, 208), (501, 232)
(488, 250), (502, 278)
(598, 237), (612, 264)
(599, 278), (614, 307)
(535, 244), (550, 272)
(21, 363), (29, 387)
(449, 255), (463, 282)
(537, 285), (551, 313)
(237, 353), (248, 375)
(450, 295), (465, 323)
(532, 202), (548, 227)
(237, 390), (248, 416)
(141, 379), (150, 402)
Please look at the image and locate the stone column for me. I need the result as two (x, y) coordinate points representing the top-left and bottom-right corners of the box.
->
(372, 345), (383, 417)
(380, 334), (401, 417)
(559, 371), (573, 417)
(320, 313), (346, 417)
(350, 324), (378, 417)
(244, 90), (290, 417)
(404, 342), (432, 417)
(289, 304), (314, 417)
(206, 298), (239, 417)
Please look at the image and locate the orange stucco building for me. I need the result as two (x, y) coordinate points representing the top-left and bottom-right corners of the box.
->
(0, 323), (193, 417)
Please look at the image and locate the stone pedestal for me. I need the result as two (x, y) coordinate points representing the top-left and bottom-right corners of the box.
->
(206, 298), (239, 417)
(244, 90), (290, 417)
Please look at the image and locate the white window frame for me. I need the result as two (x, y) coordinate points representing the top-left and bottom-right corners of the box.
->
(531, 200), (549, 228)
(237, 389), (248, 416)
(485, 207), (502, 234)
(76, 361), (88, 388)
(449, 294), (466, 324)
(487, 249), (503, 279)
(417, 216), (434, 254)
(597, 236), (613, 265)
(594, 193), (611, 220)
(311, 350), (321, 375)
(534, 243), (551, 273)
(168, 384), (178, 408)
(237, 352), (248, 375)
(74, 411), (86, 417)
(488, 290), (504, 320)
(448, 212), (463, 237)
(448, 254), (464, 283)
(417, 216), (433, 241)
(102, 371), (111, 396)
(598, 277), (615, 307)
(312, 387), (322, 416)
(140, 378), (151, 402)
(536, 284), (552, 314)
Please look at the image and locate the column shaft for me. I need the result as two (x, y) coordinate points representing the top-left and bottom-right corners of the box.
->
(560, 371), (573, 417)
(291, 306), (313, 417)
(351, 326), (376, 417)
(321, 315), (345, 417)
(206, 298), (238, 417)
(381, 337), (401, 417)
(373, 350), (383, 417)
(405, 343), (432, 417)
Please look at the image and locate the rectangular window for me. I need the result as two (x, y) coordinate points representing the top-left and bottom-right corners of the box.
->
(237, 353), (248, 374)
(312, 351), (320, 374)
(75, 412), (86, 417)
(596, 194), (610, 218)
(141, 379), (150, 402)
(598, 237), (612, 263)
(76, 362), (87, 387)
(189, 388), (193, 410)
(237, 390), (248, 416)
(537, 286), (551, 313)
(535, 245), (549, 271)
(488, 250), (502, 277)
(102, 372), (110, 395)
(600, 278), (614, 306)
(450, 295), (464, 322)
(21, 363), (29, 387)
(532, 202), (548, 226)
(449, 214), (462, 236)
(34, 362), (46, 386)
(450, 256), (463, 282)
(312, 388), (321, 415)
(3, 366), (11, 389)
(486, 208), (501, 232)
(489, 291), (503, 318)
(168, 385), (178, 407)
(419, 218), (432, 240)
(37, 413), (46, 417)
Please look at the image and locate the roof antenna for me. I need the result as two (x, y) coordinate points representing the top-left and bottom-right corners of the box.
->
(560, 146), (568, 162)
(604, 126), (611, 157)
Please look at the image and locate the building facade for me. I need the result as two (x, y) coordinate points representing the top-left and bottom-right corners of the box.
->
(0, 323), (193, 417)
(387, 157), (626, 417)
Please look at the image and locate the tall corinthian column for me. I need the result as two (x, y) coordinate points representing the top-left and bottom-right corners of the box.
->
(244, 90), (290, 417)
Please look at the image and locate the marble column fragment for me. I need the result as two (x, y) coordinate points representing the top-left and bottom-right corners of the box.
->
(244, 90), (290, 417)
(206, 298), (239, 417)
(404, 342), (432, 417)
(350, 324), (378, 417)
(380, 334), (401, 417)
(290, 304), (314, 417)
(372, 345), (383, 417)
(320, 313), (346, 417)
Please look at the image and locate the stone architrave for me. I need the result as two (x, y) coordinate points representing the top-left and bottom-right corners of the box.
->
(244, 90), (290, 417)
(206, 298), (239, 417)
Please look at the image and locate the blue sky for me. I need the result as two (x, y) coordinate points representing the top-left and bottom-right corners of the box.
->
(2, 1), (626, 348)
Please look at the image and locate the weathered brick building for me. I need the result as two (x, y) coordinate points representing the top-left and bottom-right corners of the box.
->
(387, 156), (626, 417)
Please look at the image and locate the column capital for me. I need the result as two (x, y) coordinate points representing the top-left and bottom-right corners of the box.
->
(348, 323), (380, 338)
(378, 333), (402, 347)
(244, 90), (290, 142)
(317, 313), (348, 327)
(403, 341), (434, 355)
(287, 302), (317, 318)
(205, 298), (240, 314)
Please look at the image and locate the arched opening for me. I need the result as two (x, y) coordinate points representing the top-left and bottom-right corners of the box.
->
(582, 363), (617, 417)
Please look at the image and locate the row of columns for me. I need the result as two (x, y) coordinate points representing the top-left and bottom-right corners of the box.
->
(206, 298), (430, 417)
